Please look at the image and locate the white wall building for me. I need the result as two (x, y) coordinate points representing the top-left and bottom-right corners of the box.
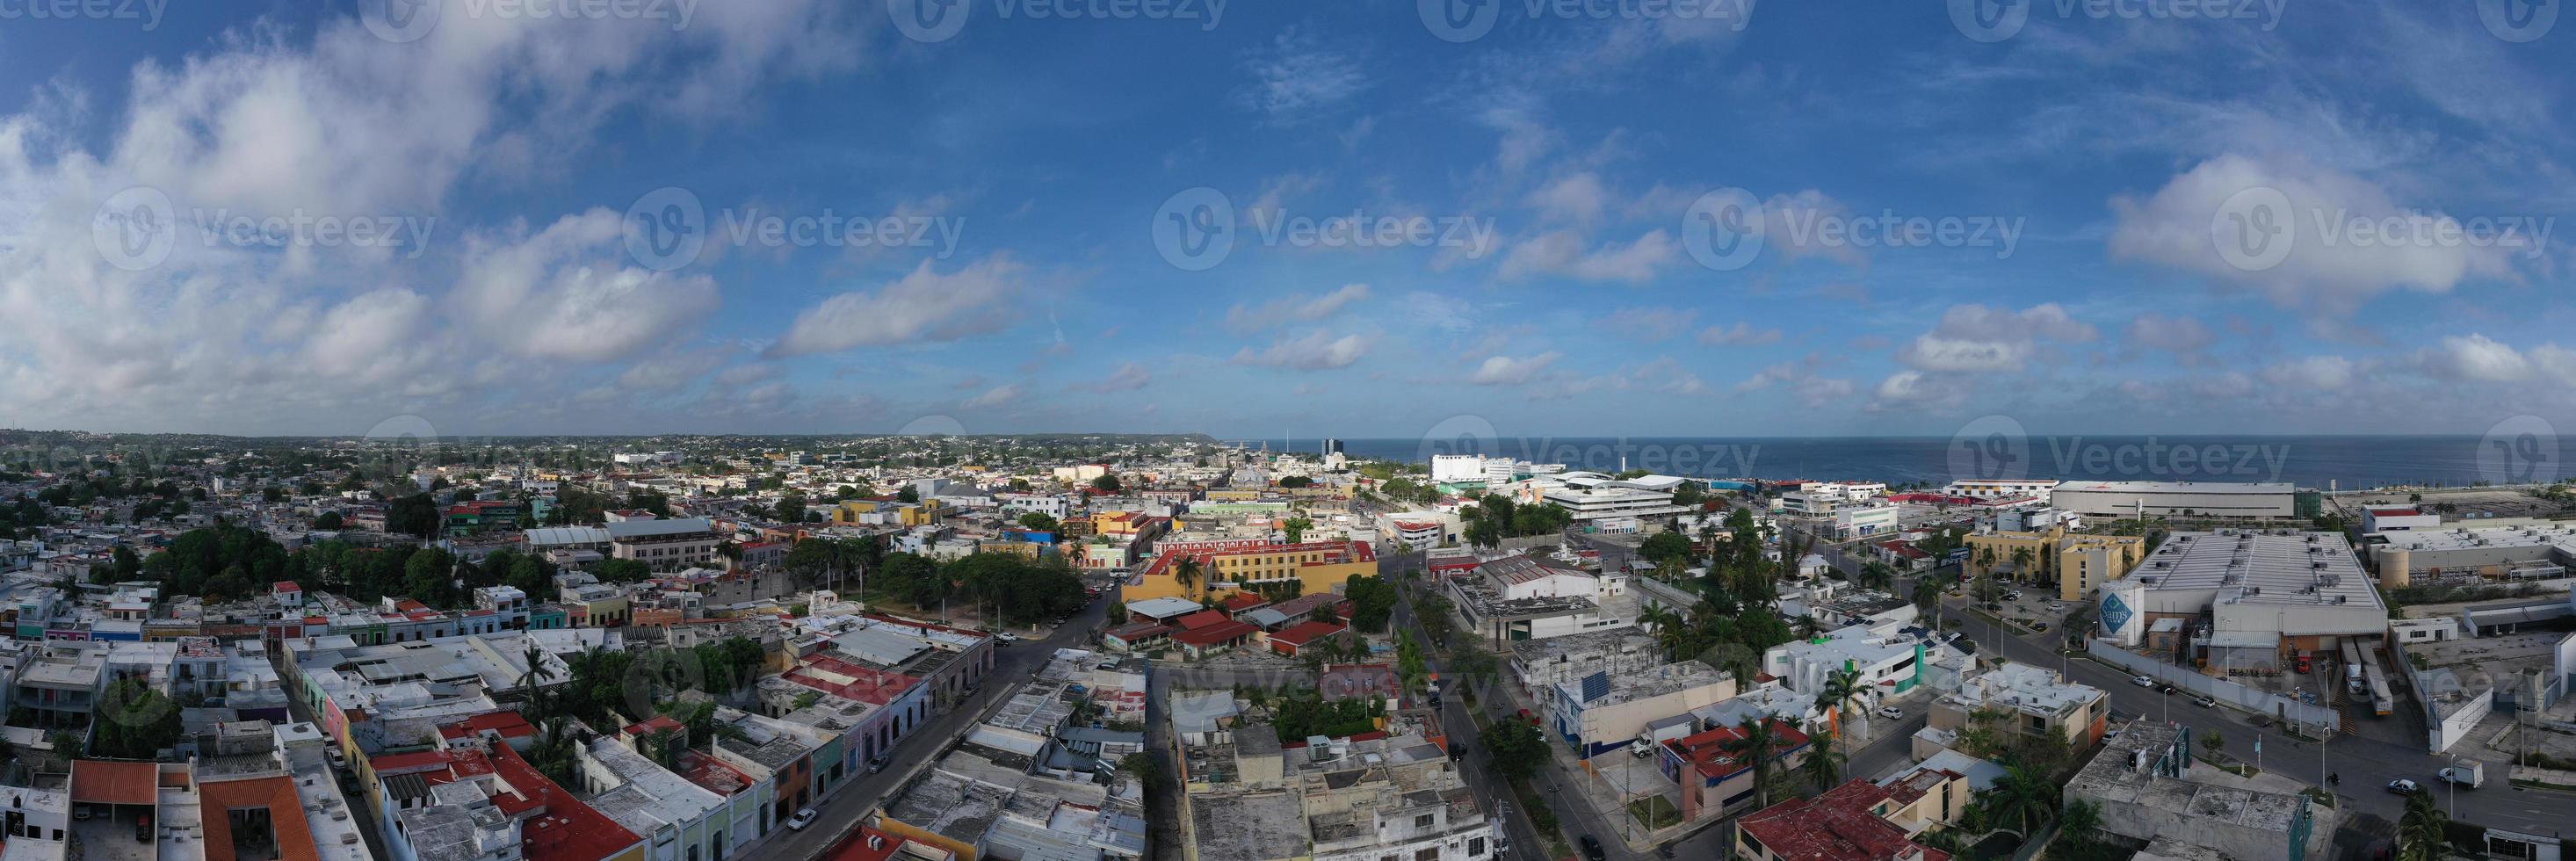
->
(1941, 479), (2061, 502)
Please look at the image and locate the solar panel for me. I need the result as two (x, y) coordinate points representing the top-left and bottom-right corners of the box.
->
(1581, 671), (1610, 704)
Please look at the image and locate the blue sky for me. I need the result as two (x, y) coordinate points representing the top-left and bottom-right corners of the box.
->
(1, 0), (2571, 440)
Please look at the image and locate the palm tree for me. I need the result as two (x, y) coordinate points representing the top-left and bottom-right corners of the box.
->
(1719, 717), (1789, 811)
(2398, 788), (2449, 861)
(518, 640), (554, 721)
(1857, 561), (1895, 591)
(1792, 613), (1821, 639)
(2008, 546), (2035, 586)
(1817, 666), (1866, 740)
(1979, 763), (2060, 836)
(1800, 726), (1845, 794)
(1911, 575), (1945, 630)
(1174, 557), (1202, 600)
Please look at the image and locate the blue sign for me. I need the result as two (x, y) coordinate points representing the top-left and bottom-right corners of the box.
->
(1945, 547), (1971, 563)
(2100, 593), (2134, 633)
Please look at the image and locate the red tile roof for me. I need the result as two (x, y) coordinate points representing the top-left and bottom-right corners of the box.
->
(1662, 719), (1812, 781)
(1170, 619), (1259, 647)
(1737, 778), (1949, 861)
(1219, 592), (1270, 612)
(199, 776), (318, 861)
(1175, 610), (1231, 631)
(1267, 619), (1347, 647)
(786, 655), (921, 705)
(486, 743), (642, 861)
(70, 760), (156, 806)
(440, 711), (538, 741)
(823, 826), (914, 861)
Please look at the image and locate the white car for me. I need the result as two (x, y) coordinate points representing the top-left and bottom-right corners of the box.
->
(1875, 706), (1903, 720)
(994, 632), (1020, 643)
(2132, 674), (2156, 687)
(786, 808), (818, 830)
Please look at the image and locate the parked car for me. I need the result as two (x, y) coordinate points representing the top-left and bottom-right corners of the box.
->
(2132, 674), (2157, 688)
(1876, 705), (1903, 720)
(787, 808), (818, 830)
(1581, 836), (1608, 861)
(2194, 696), (2218, 708)
(995, 631), (1020, 642)
(2385, 778), (2420, 795)
(326, 749), (348, 771)
(867, 759), (886, 775)
(2294, 655), (2313, 673)
(2031, 622), (2051, 633)
(2156, 684), (2179, 695)
(2104, 727), (2124, 741)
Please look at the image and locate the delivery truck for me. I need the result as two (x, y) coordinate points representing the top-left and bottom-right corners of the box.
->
(2437, 762), (2485, 789)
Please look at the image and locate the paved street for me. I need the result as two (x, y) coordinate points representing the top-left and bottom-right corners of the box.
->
(773, 593), (1114, 860)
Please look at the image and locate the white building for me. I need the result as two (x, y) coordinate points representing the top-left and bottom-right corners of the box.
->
(1547, 661), (1737, 760)
(2049, 481), (2298, 519)
(1538, 472), (1689, 521)
(1430, 454), (1489, 485)
(2099, 531), (2386, 662)
(1833, 503), (1899, 539)
(1762, 624), (1933, 705)
(1940, 479), (2060, 502)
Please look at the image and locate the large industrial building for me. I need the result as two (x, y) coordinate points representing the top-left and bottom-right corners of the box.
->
(2048, 481), (2307, 520)
(2095, 531), (2386, 668)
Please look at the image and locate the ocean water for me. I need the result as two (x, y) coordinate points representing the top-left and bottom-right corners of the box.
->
(1227, 435), (2565, 491)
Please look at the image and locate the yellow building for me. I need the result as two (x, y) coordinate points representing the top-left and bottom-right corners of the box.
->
(829, 498), (944, 526)
(1963, 525), (2147, 600)
(1119, 539), (1380, 604)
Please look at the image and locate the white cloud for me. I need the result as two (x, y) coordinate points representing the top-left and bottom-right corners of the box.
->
(2126, 315), (2217, 358)
(1497, 228), (1680, 282)
(2108, 154), (2527, 310)
(2261, 356), (2355, 390)
(959, 384), (1024, 409)
(2419, 334), (2536, 382)
(1224, 283), (1371, 333)
(1897, 303), (2097, 373)
(1084, 362), (1154, 392)
(1734, 356), (1854, 407)
(454, 210), (720, 362)
(1527, 172), (1610, 225)
(1698, 322), (1783, 346)
(1234, 330), (1371, 371)
(1236, 29), (1368, 123)
(1596, 307), (1698, 343)
(769, 257), (1025, 358)
(1470, 351), (1563, 386)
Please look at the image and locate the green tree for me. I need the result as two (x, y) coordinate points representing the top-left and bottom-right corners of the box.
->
(2398, 788), (2449, 861)
(1479, 720), (1547, 782)
(1979, 763), (2062, 836)
(387, 493), (443, 539)
(593, 558), (653, 583)
(1801, 727), (1846, 794)
(1639, 531), (1694, 566)
(775, 491), (807, 524)
(1017, 512), (1060, 532)
(1720, 717), (1791, 810)
(1283, 517), (1313, 543)
(1089, 474), (1122, 493)
(312, 510), (345, 531)
(95, 677), (181, 759)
